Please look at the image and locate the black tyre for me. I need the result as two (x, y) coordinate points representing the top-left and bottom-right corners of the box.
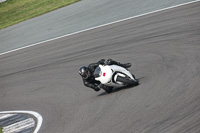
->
(103, 87), (113, 93)
(116, 76), (138, 85)
(132, 74), (136, 79)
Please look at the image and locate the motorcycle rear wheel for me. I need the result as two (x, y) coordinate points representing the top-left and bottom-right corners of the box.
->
(117, 76), (138, 85)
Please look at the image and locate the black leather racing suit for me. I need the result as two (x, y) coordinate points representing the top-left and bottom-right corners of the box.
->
(82, 59), (105, 91)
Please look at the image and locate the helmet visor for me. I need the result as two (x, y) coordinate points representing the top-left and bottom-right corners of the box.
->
(82, 71), (88, 78)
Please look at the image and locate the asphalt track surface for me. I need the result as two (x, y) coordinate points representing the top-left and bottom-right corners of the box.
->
(0, 0), (195, 54)
(0, 1), (200, 133)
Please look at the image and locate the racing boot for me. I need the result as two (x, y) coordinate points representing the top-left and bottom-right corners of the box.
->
(105, 59), (131, 68)
(118, 62), (131, 68)
(114, 61), (131, 68)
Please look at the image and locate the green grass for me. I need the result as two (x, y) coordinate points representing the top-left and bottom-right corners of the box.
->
(0, 0), (80, 29)
(0, 126), (2, 133)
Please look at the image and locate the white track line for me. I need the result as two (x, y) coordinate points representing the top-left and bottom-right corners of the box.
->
(0, 1), (199, 132)
(0, 114), (16, 119)
(3, 118), (35, 133)
(1, 0), (199, 56)
(0, 111), (43, 133)
(0, 0), (199, 57)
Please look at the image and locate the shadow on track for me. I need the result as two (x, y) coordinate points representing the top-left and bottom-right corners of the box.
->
(97, 85), (137, 96)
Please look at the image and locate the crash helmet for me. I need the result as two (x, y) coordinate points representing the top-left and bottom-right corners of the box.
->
(79, 66), (91, 79)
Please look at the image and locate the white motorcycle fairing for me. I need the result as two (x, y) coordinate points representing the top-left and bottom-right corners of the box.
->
(94, 65), (137, 87)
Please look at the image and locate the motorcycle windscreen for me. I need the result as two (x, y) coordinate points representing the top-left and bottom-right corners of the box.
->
(94, 66), (101, 78)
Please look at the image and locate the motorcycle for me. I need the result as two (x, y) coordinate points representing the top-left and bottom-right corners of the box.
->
(94, 64), (139, 93)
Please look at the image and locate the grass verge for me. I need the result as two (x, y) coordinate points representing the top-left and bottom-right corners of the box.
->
(0, 0), (80, 30)
(0, 126), (2, 133)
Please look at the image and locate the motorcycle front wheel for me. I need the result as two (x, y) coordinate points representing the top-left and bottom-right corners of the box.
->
(103, 87), (113, 93)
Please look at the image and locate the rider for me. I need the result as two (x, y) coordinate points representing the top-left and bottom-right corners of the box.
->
(78, 59), (131, 91)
